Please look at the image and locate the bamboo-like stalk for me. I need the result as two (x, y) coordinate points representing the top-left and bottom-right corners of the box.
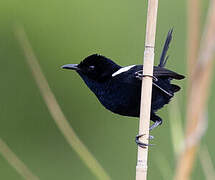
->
(15, 26), (111, 180)
(0, 138), (39, 180)
(174, 0), (215, 179)
(136, 0), (158, 179)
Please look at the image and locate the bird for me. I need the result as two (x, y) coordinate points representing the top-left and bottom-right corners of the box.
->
(62, 29), (185, 147)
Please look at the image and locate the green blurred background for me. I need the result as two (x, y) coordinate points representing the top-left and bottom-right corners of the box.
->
(0, 0), (214, 179)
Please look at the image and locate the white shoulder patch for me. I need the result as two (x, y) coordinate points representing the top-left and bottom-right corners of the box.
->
(112, 65), (135, 77)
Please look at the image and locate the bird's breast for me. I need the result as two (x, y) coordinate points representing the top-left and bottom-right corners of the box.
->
(93, 81), (141, 117)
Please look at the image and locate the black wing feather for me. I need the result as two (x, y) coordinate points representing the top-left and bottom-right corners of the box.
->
(153, 66), (185, 80)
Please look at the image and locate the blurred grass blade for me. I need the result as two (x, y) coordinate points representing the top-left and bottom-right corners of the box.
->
(187, 0), (200, 82)
(184, 112), (207, 150)
(14, 25), (111, 180)
(0, 138), (39, 180)
(174, 0), (215, 179)
(199, 145), (215, 180)
(168, 98), (184, 157)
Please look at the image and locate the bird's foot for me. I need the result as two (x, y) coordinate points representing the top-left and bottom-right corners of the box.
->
(149, 135), (154, 140)
(135, 134), (154, 148)
(135, 71), (158, 81)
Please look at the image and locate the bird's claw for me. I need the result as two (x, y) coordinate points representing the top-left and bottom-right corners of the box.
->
(149, 135), (154, 140)
(135, 71), (158, 81)
(135, 134), (154, 148)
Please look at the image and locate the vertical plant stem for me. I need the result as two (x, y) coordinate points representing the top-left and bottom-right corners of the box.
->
(136, 0), (158, 179)
(187, 0), (200, 81)
(174, 0), (215, 179)
(15, 26), (111, 180)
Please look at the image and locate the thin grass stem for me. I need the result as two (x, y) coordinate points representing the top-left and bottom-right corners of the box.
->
(174, 0), (215, 179)
(14, 25), (111, 180)
(0, 138), (39, 180)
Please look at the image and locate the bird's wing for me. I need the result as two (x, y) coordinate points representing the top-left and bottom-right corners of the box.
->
(153, 66), (185, 80)
(134, 65), (184, 95)
(111, 65), (184, 87)
(134, 66), (184, 80)
(113, 65), (184, 97)
(119, 65), (184, 80)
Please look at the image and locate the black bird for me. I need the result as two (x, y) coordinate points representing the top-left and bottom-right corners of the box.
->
(62, 30), (184, 147)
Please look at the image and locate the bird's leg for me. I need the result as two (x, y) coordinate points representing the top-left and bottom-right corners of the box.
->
(135, 70), (158, 81)
(152, 82), (173, 97)
(150, 113), (163, 131)
(149, 121), (162, 131)
(135, 114), (162, 148)
(135, 70), (173, 97)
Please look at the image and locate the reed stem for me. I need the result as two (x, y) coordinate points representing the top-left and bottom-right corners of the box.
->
(136, 0), (158, 179)
(15, 26), (111, 180)
(174, 0), (215, 179)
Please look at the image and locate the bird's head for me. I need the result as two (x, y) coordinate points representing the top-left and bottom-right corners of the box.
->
(62, 54), (121, 82)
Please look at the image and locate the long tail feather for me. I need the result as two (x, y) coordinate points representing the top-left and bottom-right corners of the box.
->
(159, 29), (173, 67)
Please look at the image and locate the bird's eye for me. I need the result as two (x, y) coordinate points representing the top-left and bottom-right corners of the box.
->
(89, 65), (95, 70)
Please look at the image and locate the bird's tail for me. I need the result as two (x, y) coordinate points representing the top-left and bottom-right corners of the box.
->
(158, 29), (173, 67)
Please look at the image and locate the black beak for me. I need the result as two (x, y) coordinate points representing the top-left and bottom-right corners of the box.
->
(61, 64), (79, 70)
